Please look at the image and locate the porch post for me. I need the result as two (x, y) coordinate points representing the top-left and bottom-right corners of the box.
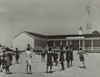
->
(60, 40), (62, 46)
(91, 40), (93, 52)
(70, 40), (72, 45)
(47, 41), (49, 50)
(83, 40), (85, 51)
(79, 40), (80, 49)
(53, 41), (55, 47)
(66, 40), (68, 46)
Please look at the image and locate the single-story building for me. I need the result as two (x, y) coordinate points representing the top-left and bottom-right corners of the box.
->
(13, 31), (100, 52)
(13, 31), (48, 51)
(48, 32), (100, 52)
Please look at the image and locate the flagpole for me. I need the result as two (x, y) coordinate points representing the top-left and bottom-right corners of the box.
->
(86, 3), (91, 34)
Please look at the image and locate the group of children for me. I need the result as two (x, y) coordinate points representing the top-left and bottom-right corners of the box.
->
(0, 44), (87, 75)
(45, 45), (87, 73)
(0, 47), (20, 74)
(46, 46), (74, 72)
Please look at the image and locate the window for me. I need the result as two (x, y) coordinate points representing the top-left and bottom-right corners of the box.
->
(85, 40), (91, 47)
(93, 40), (100, 47)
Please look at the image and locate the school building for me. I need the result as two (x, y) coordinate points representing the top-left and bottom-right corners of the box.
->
(48, 34), (100, 52)
(13, 31), (100, 52)
(13, 31), (48, 51)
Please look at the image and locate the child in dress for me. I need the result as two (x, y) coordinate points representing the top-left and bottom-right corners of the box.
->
(25, 48), (33, 74)
(3, 48), (12, 74)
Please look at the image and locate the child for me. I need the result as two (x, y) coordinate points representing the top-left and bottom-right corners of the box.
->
(69, 45), (73, 66)
(53, 47), (58, 66)
(77, 48), (87, 68)
(15, 48), (20, 64)
(25, 48), (33, 74)
(0, 56), (3, 72)
(46, 48), (53, 73)
(3, 48), (12, 74)
(66, 46), (71, 68)
(41, 46), (46, 62)
(59, 46), (65, 70)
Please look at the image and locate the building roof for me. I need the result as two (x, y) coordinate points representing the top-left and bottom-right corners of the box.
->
(14, 31), (47, 39)
(26, 31), (47, 39)
(47, 34), (100, 39)
(15, 31), (100, 39)
(84, 34), (100, 38)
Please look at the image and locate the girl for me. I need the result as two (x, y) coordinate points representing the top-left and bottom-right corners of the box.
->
(25, 48), (33, 74)
(3, 48), (12, 74)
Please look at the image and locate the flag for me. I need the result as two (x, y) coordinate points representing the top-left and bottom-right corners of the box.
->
(86, 6), (90, 16)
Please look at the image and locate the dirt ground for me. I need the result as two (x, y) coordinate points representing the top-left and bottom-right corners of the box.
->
(0, 51), (100, 77)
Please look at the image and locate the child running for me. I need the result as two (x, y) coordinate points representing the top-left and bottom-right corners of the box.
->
(77, 48), (87, 68)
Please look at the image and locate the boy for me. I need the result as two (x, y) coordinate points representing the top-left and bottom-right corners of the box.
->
(46, 48), (53, 73)
(77, 48), (87, 68)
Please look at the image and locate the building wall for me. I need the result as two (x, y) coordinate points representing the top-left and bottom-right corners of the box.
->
(48, 40), (67, 50)
(85, 40), (91, 47)
(48, 41), (53, 47)
(34, 38), (48, 50)
(48, 39), (100, 52)
(55, 41), (61, 47)
(13, 33), (34, 51)
(13, 32), (100, 52)
(45, 38), (100, 52)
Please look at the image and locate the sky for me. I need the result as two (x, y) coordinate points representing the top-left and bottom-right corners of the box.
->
(0, 0), (100, 47)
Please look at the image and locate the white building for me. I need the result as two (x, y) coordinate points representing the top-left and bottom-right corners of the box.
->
(13, 31), (48, 51)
